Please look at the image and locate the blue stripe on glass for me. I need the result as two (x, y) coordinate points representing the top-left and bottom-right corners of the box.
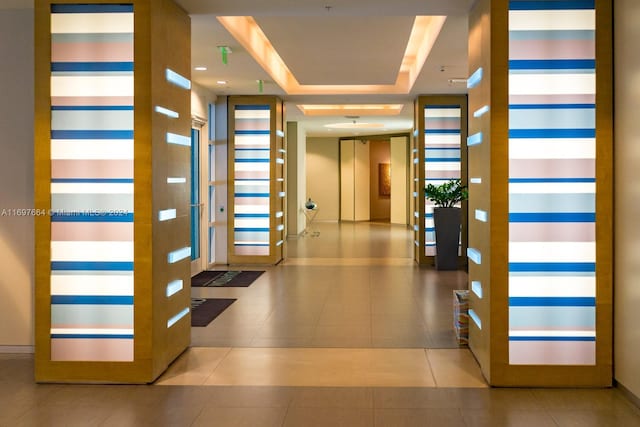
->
(509, 104), (595, 110)
(508, 336), (595, 342)
(509, 262), (596, 272)
(509, 178), (595, 183)
(425, 129), (460, 134)
(508, 1), (594, 11)
(234, 193), (269, 197)
(51, 130), (133, 140)
(235, 214), (270, 218)
(51, 4), (134, 13)
(234, 228), (270, 232)
(425, 158), (461, 162)
(235, 105), (270, 110)
(51, 62), (134, 72)
(51, 261), (134, 271)
(235, 130), (270, 135)
(235, 148), (270, 151)
(425, 105), (461, 108)
(509, 212), (595, 222)
(425, 147), (461, 150)
(51, 295), (134, 305)
(51, 334), (134, 339)
(235, 158), (270, 163)
(235, 243), (270, 246)
(509, 59), (595, 70)
(509, 297), (595, 307)
(51, 106), (134, 111)
(50, 212), (134, 222)
(509, 129), (595, 138)
(51, 178), (134, 184)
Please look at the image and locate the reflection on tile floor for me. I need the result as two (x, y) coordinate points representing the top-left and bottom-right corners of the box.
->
(156, 347), (485, 387)
(192, 222), (467, 349)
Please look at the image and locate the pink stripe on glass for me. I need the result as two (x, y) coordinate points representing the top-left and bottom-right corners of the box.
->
(51, 96), (134, 106)
(52, 159), (133, 179)
(509, 222), (595, 242)
(510, 39), (594, 60)
(51, 338), (133, 362)
(52, 42), (133, 62)
(52, 222), (133, 241)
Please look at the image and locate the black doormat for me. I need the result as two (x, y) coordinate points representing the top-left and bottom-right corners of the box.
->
(191, 270), (264, 287)
(191, 270), (226, 287)
(191, 298), (236, 327)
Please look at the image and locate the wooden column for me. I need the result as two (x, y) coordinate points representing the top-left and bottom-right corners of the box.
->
(35, 0), (191, 383)
(227, 95), (285, 265)
(467, 0), (612, 386)
(413, 95), (468, 267)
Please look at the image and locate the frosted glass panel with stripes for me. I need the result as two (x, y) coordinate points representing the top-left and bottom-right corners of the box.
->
(424, 105), (462, 256)
(508, 0), (596, 365)
(50, 3), (134, 362)
(233, 105), (271, 256)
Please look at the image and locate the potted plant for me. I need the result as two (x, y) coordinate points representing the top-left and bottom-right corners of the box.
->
(424, 179), (468, 270)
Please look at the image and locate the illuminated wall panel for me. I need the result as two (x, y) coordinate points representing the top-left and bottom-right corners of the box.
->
(424, 105), (462, 256)
(49, 3), (134, 362)
(233, 105), (271, 257)
(508, 0), (597, 365)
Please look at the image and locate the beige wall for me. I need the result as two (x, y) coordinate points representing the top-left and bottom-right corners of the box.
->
(306, 137), (339, 221)
(286, 122), (307, 236)
(614, 0), (640, 401)
(369, 141), (391, 221)
(0, 9), (34, 351)
(390, 136), (408, 225)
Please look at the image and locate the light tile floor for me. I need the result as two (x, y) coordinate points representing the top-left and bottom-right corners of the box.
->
(3, 223), (640, 425)
(155, 347), (487, 387)
(2, 353), (640, 426)
(191, 222), (466, 349)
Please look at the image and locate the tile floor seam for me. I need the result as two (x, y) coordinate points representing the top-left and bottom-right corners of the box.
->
(423, 348), (440, 388)
(199, 346), (234, 385)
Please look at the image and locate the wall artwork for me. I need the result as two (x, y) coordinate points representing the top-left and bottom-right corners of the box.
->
(379, 163), (391, 196)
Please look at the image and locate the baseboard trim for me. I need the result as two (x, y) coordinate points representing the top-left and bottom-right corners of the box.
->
(0, 345), (34, 354)
(616, 380), (640, 409)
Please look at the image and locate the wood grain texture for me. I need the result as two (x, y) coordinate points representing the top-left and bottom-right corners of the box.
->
(35, 0), (191, 383)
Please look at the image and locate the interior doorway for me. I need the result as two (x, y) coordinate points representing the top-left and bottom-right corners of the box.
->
(337, 134), (410, 226)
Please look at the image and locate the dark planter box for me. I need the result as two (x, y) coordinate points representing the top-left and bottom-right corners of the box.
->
(433, 207), (461, 270)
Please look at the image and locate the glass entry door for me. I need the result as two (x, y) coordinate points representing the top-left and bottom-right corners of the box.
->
(190, 125), (206, 274)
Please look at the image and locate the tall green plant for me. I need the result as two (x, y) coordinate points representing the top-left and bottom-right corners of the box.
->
(424, 179), (468, 208)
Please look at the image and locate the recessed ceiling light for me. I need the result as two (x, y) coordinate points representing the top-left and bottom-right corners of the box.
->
(217, 80), (228, 85)
(297, 104), (403, 116)
(194, 66), (207, 71)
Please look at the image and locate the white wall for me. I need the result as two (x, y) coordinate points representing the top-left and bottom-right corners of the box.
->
(0, 9), (34, 350)
(306, 137), (340, 221)
(614, 0), (640, 401)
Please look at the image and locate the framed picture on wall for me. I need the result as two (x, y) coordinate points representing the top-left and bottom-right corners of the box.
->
(379, 163), (391, 196)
